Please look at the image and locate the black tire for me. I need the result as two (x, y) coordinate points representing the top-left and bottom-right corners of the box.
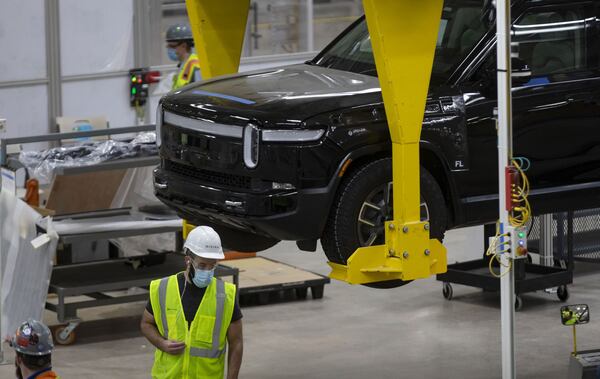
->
(557, 285), (570, 302)
(442, 282), (453, 300)
(321, 158), (447, 288)
(515, 295), (523, 312)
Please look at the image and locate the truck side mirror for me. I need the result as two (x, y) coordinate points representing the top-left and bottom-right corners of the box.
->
(478, 56), (532, 96)
(561, 304), (590, 326)
(511, 57), (532, 86)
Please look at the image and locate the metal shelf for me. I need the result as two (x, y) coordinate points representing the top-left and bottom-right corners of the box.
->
(53, 156), (159, 175)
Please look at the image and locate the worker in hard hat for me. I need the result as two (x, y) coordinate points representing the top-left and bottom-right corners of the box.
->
(141, 226), (243, 379)
(8, 319), (59, 379)
(166, 23), (201, 90)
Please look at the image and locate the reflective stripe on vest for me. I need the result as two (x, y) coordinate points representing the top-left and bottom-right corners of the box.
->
(158, 277), (169, 340)
(189, 280), (225, 358)
(157, 277), (226, 358)
(172, 53), (200, 89)
(182, 59), (199, 81)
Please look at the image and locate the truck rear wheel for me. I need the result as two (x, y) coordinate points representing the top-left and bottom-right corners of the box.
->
(321, 158), (447, 288)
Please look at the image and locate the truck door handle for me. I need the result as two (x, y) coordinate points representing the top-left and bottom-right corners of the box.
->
(566, 93), (594, 104)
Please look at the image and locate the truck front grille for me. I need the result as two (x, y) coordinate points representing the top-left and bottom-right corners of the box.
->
(165, 160), (252, 190)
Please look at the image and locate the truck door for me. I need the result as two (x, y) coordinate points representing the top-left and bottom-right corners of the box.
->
(460, 3), (600, 217)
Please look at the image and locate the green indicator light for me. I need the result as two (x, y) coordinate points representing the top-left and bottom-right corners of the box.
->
(131, 88), (137, 95)
(518, 232), (525, 238)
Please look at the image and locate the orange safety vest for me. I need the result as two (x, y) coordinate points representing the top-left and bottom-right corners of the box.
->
(32, 370), (60, 378)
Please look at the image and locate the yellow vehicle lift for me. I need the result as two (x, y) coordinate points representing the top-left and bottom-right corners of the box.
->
(185, 0), (447, 284)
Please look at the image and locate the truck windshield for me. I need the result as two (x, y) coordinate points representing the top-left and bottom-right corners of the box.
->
(313, 1), (490, 79)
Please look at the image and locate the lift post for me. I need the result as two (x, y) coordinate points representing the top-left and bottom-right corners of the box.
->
(185, 0), (447, 285)
(185, 0), (250, 79)
(329, 0), (447, 284)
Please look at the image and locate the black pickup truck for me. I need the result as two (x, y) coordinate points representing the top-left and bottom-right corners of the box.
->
(154, 0), (600, 266)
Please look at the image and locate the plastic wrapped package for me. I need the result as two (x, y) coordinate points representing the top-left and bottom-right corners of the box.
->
(110, 165), (179, 258)
(111, 166), (164, 210)
(0, 191), (56, 340)
(111, 233), (177, 258)
(18, 132), (157, 184)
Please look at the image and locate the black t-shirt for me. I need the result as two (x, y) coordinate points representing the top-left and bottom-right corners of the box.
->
(146, 273), (242, 326)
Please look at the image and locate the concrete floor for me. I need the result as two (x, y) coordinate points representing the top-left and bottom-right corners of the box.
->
(2, 226), (599, 378)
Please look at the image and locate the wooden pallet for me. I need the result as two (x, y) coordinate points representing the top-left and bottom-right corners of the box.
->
(221, 257), (330, 306)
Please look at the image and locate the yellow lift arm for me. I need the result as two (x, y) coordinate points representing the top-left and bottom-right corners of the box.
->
(184, 0), (447, 284)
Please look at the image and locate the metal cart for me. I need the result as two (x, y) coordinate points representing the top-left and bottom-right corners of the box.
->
(437, 212), (575, 311)
(37, 207), (182, 344)
(47, 252), (238, 345)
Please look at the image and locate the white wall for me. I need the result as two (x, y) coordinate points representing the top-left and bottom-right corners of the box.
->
(0, 1), (47, 82)
(0, 0), (48, 146)
(59, 0), (134, 76)
(59, 0), (136, 128)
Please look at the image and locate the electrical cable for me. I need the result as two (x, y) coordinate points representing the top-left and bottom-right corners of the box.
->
(509, 159), (532, 227)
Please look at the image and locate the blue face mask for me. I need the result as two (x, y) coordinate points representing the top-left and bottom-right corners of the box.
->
(167, 47), (179, 62)
(191, 266), (214, 288)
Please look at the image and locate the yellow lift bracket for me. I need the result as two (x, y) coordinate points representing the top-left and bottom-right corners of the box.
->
(185, 0), (250, 79)
(328, 0), (447, 284)
(185, 0), (447, 285)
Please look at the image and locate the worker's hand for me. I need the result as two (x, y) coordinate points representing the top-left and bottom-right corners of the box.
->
(160, 339), (186, 355)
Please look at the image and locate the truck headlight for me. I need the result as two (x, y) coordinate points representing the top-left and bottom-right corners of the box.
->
(243, 123), (260, 168)
(155, 105), (163, 147)
(261, 129), (325, 142)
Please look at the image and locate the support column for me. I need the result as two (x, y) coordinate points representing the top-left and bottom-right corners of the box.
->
(133, 0), (153, 124)
(45, 0), (62, 134)
(540, 213), (554, 267)
(496, 0), (516, 378)
(186, 0), (251, 79)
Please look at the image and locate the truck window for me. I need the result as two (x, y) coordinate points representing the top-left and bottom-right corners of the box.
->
(513, 8), (589, 77)
(314, 0), (490, 79)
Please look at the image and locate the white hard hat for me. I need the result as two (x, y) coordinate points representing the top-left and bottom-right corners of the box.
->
(184, 226), (225, 259)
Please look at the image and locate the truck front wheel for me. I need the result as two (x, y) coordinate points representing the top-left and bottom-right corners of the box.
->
(321, 158), (447, 288)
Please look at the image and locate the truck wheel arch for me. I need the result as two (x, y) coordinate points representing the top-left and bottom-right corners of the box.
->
(327, 143), (459, 230)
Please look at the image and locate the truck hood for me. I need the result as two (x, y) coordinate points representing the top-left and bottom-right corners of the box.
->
(161, 63), (382, 128)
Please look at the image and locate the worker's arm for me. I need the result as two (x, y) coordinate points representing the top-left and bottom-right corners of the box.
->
(226, 319), (243, 379)
(140, 309), (185, 354)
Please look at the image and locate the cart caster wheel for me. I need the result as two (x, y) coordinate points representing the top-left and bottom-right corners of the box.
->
(557, 285), (570, 302)
(442, 283), (453, 301)
(515, 296), (523, 312)
(53, 325), (76, 346)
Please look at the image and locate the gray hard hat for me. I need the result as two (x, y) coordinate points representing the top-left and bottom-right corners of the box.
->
(166, 23), (194, 43)
(10, 319), (54, 356)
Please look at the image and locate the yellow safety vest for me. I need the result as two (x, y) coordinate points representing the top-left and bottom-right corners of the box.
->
(172, 53), (201, 90)
(149, 274), (236, 379)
